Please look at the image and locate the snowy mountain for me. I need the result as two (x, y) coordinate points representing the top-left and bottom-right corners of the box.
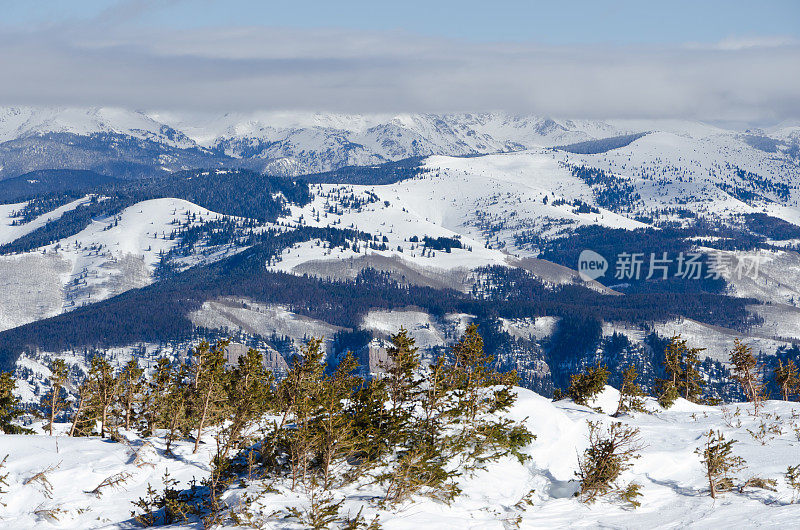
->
(0, 107), (196, 148)
(1, 109), (800, 406)
(9, 106), (799, 179)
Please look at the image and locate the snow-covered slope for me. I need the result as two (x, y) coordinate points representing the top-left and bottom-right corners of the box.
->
(0, 107), (196, 148)
(0, 197), (232, 331)
(3, 387), (800, 528)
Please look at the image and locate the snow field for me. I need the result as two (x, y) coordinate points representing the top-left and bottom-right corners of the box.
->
(3, 384), (800, 527)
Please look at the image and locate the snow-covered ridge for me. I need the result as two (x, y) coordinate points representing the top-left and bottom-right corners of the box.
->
(0, 197), (234, 332)
(0, 107), (196, 148)
(3, 386), (800, 528)
(6, 106), (795, 177)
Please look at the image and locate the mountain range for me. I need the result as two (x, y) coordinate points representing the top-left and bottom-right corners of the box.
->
(4, 106), (796, 179)
(2, 106), (800, 405)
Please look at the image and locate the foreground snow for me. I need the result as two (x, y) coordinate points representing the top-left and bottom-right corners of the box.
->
(2, 387), (800, 528)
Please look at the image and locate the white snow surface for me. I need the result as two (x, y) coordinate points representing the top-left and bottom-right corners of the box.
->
(0, 197), (231, 331)
(0, 196), (92, 246)
(3, 386), (800, 528)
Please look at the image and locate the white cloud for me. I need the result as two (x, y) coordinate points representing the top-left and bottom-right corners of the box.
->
(710, 35), (800, 51)
(0, 24), (797, 123)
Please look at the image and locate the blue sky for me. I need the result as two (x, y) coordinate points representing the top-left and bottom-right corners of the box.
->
(0, 0), (798, 121)
(5, 0), (799, 45)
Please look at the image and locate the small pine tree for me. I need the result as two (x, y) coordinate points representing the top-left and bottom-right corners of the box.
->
(695, 429), (745, 498)
(349, 376), (393, 465)
(42, 359), (69, 436)
(190, 340), (228, 454)
(0, 372), (31, 434)
(568, 364), (609, 407)
(785, 465), (800, 503)
(139, 357), (173, 437)
(217, 348), (274, 465)
(774, 359), (799, 401)
(614, 365), (646, 417)
(86, 356), (121, 438)
(118, 359), (145, 431)
(163, 362), (191, 454)
(378, 325), (532, 505)
(384, 328), (421, 406)
(445, 324), (518, 421)
(69, 381), (92, 437)
(729, 339), (765, 413)
(678, 343), (705, 402)
(443, 324), (530, 468)
(575, 421), (643, 508)
(663, 337), (683, 388)
(279, 337), (327, 490)
(315, 353), (362, 490)
(656, 336), (705, 406)
(382, 328), (422, 447)
(655, 379), (679, 409)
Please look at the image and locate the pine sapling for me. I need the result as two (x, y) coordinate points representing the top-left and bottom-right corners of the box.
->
(656, 336), (706, 407)
(119, 359), (144, 431)
(191, 340), (228, 454)
(568, 363), (609, 407)
(774, 359), (800, 401)
(614, 365), (647, 417)
(0, 372), (31, 434)
(69, 382), (90, 437)
(785, 465), (800, 503)
(575, 421), (643, 508)
(695, 429), (745, 498)
(217, 348), (273, 466)
(42, 359), (68, 436)
(729, 339), (766, 414)
(86, 356), (121, 438)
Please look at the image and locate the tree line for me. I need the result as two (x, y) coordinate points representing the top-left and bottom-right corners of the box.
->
(0, 326), (534, 527)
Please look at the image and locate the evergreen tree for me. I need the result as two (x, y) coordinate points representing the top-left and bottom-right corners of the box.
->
(349, 375), (393, 465)
(217, 348), (273, 465)
(380, 325), (531, 504)
(657, 336), (705, 405)
(380, 352), (458, 505)
(696, 429), (745, 498)
(118, 359), (145, 431)
(614, 365), (646, 417)
(279, 337), (327, 489)
(663, 336), (683, 387)
(446, 323), (513, 425)
(729, 339), (765, 413)
(775, 359), (800, 401)
(0, 372), (30, 434)
(163, 362), (191, 454)
(568, 364), (609, 407)
(315, 353), (362, 489)
(41, 359), (69, 436)
(383, 328), (422, 446)
(140, 357), (173, 437)
(69, 381), (92, 437)
(576, 421), (642, 507)
(190, 340), (228, 454)
(86, 356), (120, 438)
